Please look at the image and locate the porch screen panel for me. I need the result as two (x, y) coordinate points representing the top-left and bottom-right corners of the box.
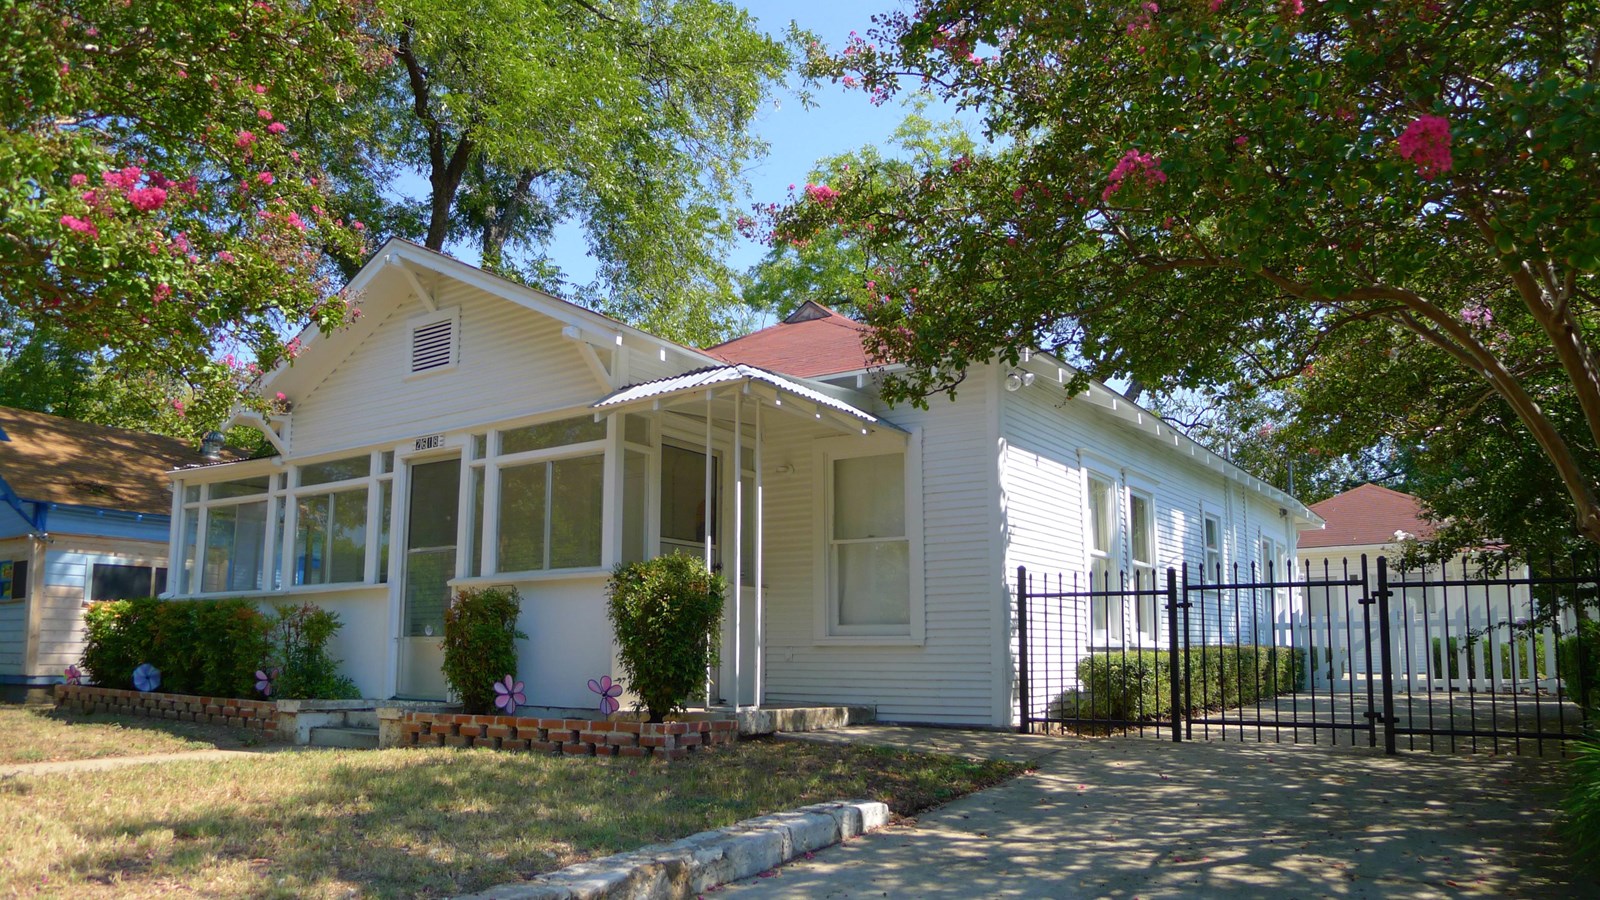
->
(621, 450), (648, 565)
(405, 458), (459, 637)
(498, 463), (548, 571)
(831, 454), (909, 628)
(202, 501), (267, 593)
(550, 455), (603, 568)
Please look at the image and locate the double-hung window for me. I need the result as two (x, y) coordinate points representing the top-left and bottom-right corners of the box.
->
(1129, 490), (1158, 642)
(1086, 473), (1120, 643)
(820, 438), (919, 640)
(1203, 513), (1224, 583)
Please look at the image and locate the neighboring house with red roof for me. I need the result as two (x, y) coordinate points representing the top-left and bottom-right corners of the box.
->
(0, 407), (216, 699)
(1297, 483), (1436, 567)
(164, 239), (1318, 727)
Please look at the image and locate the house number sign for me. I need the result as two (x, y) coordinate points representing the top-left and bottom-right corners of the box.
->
(413, 433), (445, 451)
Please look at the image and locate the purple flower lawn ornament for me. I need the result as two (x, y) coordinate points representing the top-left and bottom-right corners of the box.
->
(493, 675), (526, 715)
(132, 663), (161, 693)
(63, 665), (81, 686)
(255, 667), (280, 697)
(588, 675), (622, 715)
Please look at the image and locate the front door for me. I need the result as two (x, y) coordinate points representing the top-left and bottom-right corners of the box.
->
(398, 456), (459, 700)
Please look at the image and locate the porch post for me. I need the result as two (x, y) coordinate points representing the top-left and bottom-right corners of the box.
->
(704, 388), (715, 706)
(732, 388), (743, 711)
(754, 396), (764, 708)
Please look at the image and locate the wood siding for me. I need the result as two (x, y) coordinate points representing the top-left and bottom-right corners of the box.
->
(760, 366), (1004, 726)
(290, 280), (610, 458)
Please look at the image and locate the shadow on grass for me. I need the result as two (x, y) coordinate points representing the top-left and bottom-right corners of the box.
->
(25, 739), (1022, 898)
(35, 705), (266, 751)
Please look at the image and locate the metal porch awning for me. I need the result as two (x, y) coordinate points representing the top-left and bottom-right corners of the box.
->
(591, 364), (901, 435)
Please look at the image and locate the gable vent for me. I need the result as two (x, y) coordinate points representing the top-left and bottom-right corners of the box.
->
(407, 308), (459, 376)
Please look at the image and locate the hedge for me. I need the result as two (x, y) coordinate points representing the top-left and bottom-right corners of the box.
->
(82, 597), (270, 697)
(1050, 644), (1304, 722)
(1558, 618), (1600, 711)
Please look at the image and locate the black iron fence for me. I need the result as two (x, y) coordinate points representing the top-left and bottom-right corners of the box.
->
(1016, 556), (1598, 756)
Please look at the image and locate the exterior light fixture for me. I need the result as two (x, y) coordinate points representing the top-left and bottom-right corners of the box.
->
(1004, 370), (1036, 392)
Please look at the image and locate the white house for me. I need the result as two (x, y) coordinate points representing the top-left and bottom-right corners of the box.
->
(164, 239), (1318, 728)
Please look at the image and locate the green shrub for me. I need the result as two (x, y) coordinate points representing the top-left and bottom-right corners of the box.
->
(267, 603), (360, 700)
(1052, 645), (1304, 722)
(1563, 739), (1600, 875)
(607, 554), (724, 723)
(441, 587), (526, 714)
(80, 597), (270, 696)
(1558, 619), (1600, 711)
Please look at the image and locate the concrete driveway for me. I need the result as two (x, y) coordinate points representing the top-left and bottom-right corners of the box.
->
(720, 728), (1580, 898)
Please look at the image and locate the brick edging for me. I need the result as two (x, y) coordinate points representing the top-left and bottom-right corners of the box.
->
(54, 683), (279, 737)
(399, 710), (737, 760)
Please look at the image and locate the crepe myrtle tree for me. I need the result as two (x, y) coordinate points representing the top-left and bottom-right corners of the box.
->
(768, 1), (1600, 547)
(1, 0), (380, 430)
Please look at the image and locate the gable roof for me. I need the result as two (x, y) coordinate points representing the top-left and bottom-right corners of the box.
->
(0, 407), (213, 516)
(1298, 483), (1434, 549)
(259, 238), (722, 402)
(707, 301), (873, 378)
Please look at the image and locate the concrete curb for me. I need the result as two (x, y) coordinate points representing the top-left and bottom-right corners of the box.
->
(455, 800), (891, 900)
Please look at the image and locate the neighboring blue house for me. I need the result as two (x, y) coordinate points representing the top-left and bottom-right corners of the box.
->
(0, 406), (216, 700)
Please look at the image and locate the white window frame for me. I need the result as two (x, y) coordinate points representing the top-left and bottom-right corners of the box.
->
(1201, 504), (1226, 584)
(176, 472), (274, 596)
(287, 451), (391, 587)
(404, 306), (460, 380)
(1127, 483), (1159, 643)
(480, 413), (609, 578)
(813, 431), (924, 645)
(1081, 461), (1122, 645)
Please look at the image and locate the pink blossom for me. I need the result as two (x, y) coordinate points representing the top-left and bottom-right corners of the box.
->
(804, 183), (839, 207)
(256, 171), (275, 186)
(176, 176), (199, 196)
(85, 26), (98, 37)
(1283, 0), (1305, 14)
(841, 75), (857, 88)
(1209, 0), (1225, 10)
(217, 250), (236, 264)
(1397, 114), (1452, 179)
(351, 220), (365, 231)
(81, 189), (99, 205)
(1461, 304), (1494, 328)
(177, 68), (187, 79)
(236, 130), (257, 147)
(284, 211), (307, 231)
(289, 150), (300, 162)
(171, 232), (191, 255)
(127, 186), (168, 212)
(252, 84), (267, 94)
(284, 338), (302, 359)
(1101, 149), (1167, 202)
(275, 392), (287, 402)
(1234, 135), (1248, 147)
(69, 173), (87, 187)
(171, 399), (185, 415)
(59, 215), (98, 238)
(257, 108), (273, 119)
(1012, 186), (1027, 203)
(101, 165), (143, 193)
(153, 283), (172, 304)
(266, 121), (287, 135)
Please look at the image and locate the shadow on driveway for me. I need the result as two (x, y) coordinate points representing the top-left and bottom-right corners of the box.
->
(726, 730), (1577, 898)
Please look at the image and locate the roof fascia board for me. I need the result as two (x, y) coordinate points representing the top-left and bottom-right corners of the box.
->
(1014, 350), (1319, 523)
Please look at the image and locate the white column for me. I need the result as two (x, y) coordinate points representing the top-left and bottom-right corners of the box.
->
(754, 396), (764, 708)
(732, 388), (743, 711)
(704, 388), (715, 706)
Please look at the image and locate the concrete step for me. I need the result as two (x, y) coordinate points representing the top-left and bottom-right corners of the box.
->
(309, 726), (379, 750)
(344, 709), (379, 730)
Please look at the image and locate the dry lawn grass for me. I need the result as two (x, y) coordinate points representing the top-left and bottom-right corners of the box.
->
(0, 737), (1024, 898)
(0, 705), (260, 765)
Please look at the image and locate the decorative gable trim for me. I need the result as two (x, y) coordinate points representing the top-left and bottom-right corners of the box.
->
(406, 307), (459, 378)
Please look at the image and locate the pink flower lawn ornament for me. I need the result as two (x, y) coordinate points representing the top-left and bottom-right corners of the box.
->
(64, 665), (82, 686)
(493, 675), (526, 715)
(588, 675), (622, 715)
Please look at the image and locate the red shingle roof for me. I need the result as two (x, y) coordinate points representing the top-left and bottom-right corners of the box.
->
(0, 406), (215, 516)
(1298, 483), (1435, 549)
(707, 301), (873, 378)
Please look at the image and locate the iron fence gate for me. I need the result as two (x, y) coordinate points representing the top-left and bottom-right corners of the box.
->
(1016, 556), (1597, 756)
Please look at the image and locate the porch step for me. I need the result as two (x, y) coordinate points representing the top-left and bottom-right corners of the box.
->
(309, 725), (379, 750)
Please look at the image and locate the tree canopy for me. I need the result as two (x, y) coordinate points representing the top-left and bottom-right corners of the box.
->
(776, 0), (1600, 549)
(1, 0), (378, 432)
(356, 0), (790, 345)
